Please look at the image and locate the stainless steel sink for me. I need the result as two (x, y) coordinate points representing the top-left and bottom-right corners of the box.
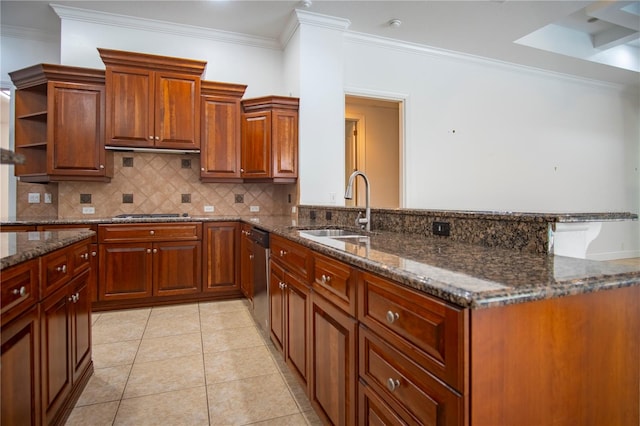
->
(299, 229), (364, 238)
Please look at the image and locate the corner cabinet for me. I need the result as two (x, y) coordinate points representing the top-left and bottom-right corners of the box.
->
(99, 48), (206, 151)
(241, 96), (299, 183)
(9, 64), (112, 183)
(200, 81), (247, 182)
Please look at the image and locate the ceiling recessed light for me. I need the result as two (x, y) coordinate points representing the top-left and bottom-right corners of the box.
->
(389, 19), (402, 28)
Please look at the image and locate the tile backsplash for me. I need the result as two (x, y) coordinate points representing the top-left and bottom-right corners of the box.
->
(17, 152), (297, 219)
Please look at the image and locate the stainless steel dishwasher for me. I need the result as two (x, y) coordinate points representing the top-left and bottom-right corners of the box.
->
(248, 227), (269, 334)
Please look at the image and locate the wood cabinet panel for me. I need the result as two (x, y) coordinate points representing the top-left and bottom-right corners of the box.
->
(70, 273), (92, 384)
(1, 259), (39, 326)
(269, 261), (285, 353)
(241, 111), (271, 178)
(358, 271), (466, 392)
(200, 95), (242, 180)
(98, 223), (201, 243)
(313, 252), (357, 317)
(154, 71), (200, 150)
(270, 235), (312, 282)
(360, 326), (462, 426)
(202, 222), (239, 294)
(358, 382), (409, 426)
(271, 109), (298, 178)
(154, 241), (202, 296)
(310, 293), (357, 426)
(1, 304), (41, 426)
(99, 243), (153, 300)
(40, 283), (73, 425)
(239, 224), (254, 300)
(49, 82), (108, 178)
(284, 271), (310, 389)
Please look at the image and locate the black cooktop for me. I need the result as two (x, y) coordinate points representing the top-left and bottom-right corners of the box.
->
(113, 213), (188, 219)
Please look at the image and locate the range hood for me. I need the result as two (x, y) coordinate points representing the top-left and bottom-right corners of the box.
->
(105, 146), (200, 155)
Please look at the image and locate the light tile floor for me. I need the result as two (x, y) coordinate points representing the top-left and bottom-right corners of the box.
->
(66, 300), (322, 426)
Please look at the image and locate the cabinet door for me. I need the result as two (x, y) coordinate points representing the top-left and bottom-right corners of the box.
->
(153, 241), (202, 296)
(40, 285), (73, 425)
(70, 271), (92, 383)
(1, 305), (41, 426)
(201, 95), (242, 180)
(285, 271), (310, 390)
(105, 66), (154, 147)
(155, 71), (200, 150)
(271, 108), (298, 179)
(49, 81), (108, 178)
(269, 261), (285, 353)
(99, 243), (153, 300)
(202, 222), (239, 294)
(241, 110), (271, 178)
(310, 293), (357, 426)
(240, 226), (254, 300)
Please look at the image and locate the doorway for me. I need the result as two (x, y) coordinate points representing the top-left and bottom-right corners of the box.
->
(345, 95), (401, 209)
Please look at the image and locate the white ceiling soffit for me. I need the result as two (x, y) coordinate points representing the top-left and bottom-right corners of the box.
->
(516, 1), (640, 72)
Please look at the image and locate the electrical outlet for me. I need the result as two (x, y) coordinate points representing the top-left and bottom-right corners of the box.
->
(433, 221), (450, 237)
(291, 206), (297, 214)
(249, 205), (260, 212)
(44, 193), (52, 203)
(204, 205), (215, 212)
(82, 207), (95, 215)
(28, 193), (40, 203)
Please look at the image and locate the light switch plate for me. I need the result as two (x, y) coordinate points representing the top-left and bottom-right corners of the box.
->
(204, 205), (215, 212)
(250, 205), (260, 212)
(82, 207), (95, 214)
(44, 193), (52, 203)
(28, 193), (40, 203)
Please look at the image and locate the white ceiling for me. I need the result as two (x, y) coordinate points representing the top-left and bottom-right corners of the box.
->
(2, 0), (639, 87)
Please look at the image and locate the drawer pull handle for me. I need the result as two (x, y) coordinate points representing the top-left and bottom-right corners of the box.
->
(279, 282), (287, 290)
(386, 378), (400, 392)
(279, 250), (287, 257)
(386, 311), (399, 324)
(150, 230), (155, 235)
(12, 286), (27, 297)
(56, 265), (67, 273)
(68, 293), (80, 303)
(321, 274), (331, 284)
(249, 254), (254, 260)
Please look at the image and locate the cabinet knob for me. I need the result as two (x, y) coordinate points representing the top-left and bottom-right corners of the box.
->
(81, 253), (89, 260)
(249, 254), (254, 260)
(321, 274), (331, 284)
(155, 136), (160, 141)
(386, 311), (399, 324)
(12, 286), (27, 297)
(147, 249), (152, 254)
(149, 135), (154, 140)
(56, 264), (67, 273)
(150, 230), (155, 235)
(240, 168), (245, 173)
(386, 378), (400, 392)
(201, 167), (205, 171)
(153, 248), (158, 254)
(92, 251), (97, 257)
(99, 164), (105, 169)
(279, 250), (286, 257)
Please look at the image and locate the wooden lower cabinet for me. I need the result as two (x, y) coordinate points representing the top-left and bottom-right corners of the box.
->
(309, 292), (357, 426)
(239, 224), (254, 301)
(1, 304), (41, 426)
(269, 261), (285, 353)
(154, 241), (201, 296)
(358, 381), (407, 426)
(202, 222), (239, 295)
(284, 271), (310, 388)
(41, 269), (92, 425)
(100, 243), (153, 300)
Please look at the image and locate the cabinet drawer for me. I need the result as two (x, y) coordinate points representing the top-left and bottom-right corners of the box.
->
(72, 243), (92, 275)
(1, 259), (39, 326)
(358, 271), (467, 392)
(313, 252), (356, 316)
(271, 235), (312, 282)
(41, 247), (73, 298)
(359, 327), (463, 426)
(98, 223), (202, 243)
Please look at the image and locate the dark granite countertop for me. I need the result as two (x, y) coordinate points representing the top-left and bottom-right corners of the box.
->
(2, 215), (638, 309)
(1, 230), (96, 270)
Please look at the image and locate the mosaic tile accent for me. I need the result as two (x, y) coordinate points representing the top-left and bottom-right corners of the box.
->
(80, 194), (92, 204)
(123, 157), (134, 167)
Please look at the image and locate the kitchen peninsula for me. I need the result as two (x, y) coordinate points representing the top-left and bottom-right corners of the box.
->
(2, 210), (638, 425)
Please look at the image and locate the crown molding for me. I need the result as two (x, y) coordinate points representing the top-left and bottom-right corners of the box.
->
(49, 3), (281, 50)
(281, 9), (351, 47)
(344, 31), (627, 91)
(0, 25), (59, 43)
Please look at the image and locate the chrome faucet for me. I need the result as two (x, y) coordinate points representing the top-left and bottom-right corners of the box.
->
(344, 170), (371, 232)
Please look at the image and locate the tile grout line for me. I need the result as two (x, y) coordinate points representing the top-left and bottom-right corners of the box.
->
(198, 302), (212, 426)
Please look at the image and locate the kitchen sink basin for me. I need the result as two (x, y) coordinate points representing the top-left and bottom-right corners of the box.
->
(299, 229), (364, 238)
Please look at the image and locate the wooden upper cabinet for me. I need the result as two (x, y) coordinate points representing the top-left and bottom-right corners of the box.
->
(99, 48), (206, 151)
(200, 81), (247, 182)
(241, 96), (299, 183)
(9, 64), (112, 183)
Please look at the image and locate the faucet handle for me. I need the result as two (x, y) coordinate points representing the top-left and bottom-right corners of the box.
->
(355, 211), (367, 229)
